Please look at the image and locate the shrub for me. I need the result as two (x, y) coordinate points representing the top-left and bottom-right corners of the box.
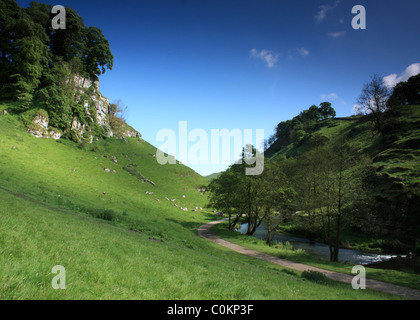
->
(301, 270), (330, 285)
(84, 208), (118, 222)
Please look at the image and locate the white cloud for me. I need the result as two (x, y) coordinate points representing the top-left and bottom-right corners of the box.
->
(321, 93), (338, 100)
(328, 31), (346, 38)
(315, 0), (341, 22)
(250, 48), (279, 68)
(352, 104), (364, 115)
(297, 47), (310, 57)
(383, 63), (420, 88)
(321, 93), (346, 104)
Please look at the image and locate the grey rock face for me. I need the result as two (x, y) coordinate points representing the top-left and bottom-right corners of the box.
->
(28, 74), (141, 142)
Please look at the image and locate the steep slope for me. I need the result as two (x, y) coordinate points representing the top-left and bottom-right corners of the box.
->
(0, 107), (208, 240)
(266, 105), (420, 237)
(267, 105), (420, 189)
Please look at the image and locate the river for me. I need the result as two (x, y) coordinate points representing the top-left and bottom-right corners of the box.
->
(237, 222), (405, 266)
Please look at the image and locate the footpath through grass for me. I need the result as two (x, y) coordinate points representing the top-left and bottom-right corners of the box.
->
(212, 222), (420, 291)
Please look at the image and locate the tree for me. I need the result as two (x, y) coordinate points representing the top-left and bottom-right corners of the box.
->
(26, 1), (53, 30)
(82, 26), (114, 78)
(207, 145), (269, 236)
(0, 0), (19, 92)
(260, 159), (295, 244)
(388, 74), (420, 108)
(0, 3), (49, 108)
(356, 74), (391, 135)
(108, 99), (126, 124)
(207, 168), (243, 230)
(49, 7), (86, 62)
(317, 140), (356, 262)
(299, 105), (321, 123)
(319, 102), (336, 120)
(238, 145), (266, 235)
(292, 147), (325, 242)
(291, 141), (357, 262)
(35, 61), (73, 130)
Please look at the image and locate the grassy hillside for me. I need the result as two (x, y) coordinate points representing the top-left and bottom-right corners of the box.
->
(268, 105), (420, 183)
(0, 103), (399, 299)
(206, 172), (222, 181)
(266, 105), (420, 248)
(268, 105), (420, 204)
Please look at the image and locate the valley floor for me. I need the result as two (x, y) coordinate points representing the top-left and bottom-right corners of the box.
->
(199, 219), (420, 300)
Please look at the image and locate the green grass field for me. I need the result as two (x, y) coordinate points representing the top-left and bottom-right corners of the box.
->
(0, 107), (407, 299)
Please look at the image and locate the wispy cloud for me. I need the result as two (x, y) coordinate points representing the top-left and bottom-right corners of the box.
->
(383, 63), (420, 88)
(250, 48), (280, 68)
(321, 93), (346, 104)
(315, 0), (341, 22)
(328, 31), (346, 38)
(297, 47), (310, 57)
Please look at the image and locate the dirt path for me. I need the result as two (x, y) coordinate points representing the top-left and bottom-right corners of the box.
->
(198, 218), (420, 300)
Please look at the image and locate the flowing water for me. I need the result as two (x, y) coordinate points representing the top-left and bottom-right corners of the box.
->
(237, 222), (406, 266)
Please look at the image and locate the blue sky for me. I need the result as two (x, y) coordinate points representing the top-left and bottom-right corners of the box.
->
(17, 0), (420, 175)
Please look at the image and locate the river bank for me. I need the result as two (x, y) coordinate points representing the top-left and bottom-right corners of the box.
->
(234, 219), (419, 274)
(210, 220), (420, 291)
(201, 219), (420, 299)
(239, 222), (413, 266)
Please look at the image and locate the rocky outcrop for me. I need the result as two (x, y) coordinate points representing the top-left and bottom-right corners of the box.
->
(72, 75), (110, 127)
(123, 130), (142, 139)
(28, 74), (141, 142)
(27, 112), (62, 140)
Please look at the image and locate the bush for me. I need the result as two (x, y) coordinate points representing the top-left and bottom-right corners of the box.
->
(84, 208), (118, 222)
(301, 270), (330, 285)
(372, 239), (409, 254)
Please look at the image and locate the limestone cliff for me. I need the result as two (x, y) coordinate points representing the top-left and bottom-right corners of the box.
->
(28, 74), (141, 143)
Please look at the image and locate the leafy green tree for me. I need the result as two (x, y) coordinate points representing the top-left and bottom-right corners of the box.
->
(83, 26), (114, 78)
(298, 105), (321, 125)
(0, 0), (18, 92)
(274, 120), (295, 146)
(26, 1), (52, 30)
(207, 168), (243, 230)
(388, 74), (420, 108)
(260, 159), (295, 244)
(207, 145), (268, 235)
(291, 141), (357, 262)
(35, 61), (73, 130)
(319, 102), (336, 119)
(1, 3), (49, 109)
(49, 7), (85, 62)
(292, 147), (325, 242)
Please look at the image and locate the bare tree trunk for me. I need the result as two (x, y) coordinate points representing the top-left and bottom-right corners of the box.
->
(266, 217), (272, 245)
(333, 164), (344, 262)
(228, 213), (242, 230)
